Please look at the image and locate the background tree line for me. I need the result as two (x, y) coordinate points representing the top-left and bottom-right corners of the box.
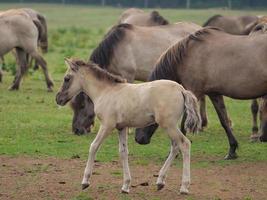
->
(1, 0), (267, 9)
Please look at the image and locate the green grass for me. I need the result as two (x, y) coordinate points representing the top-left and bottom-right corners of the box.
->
(0, 3), (267, 168)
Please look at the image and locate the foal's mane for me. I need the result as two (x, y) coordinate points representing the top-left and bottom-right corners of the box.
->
(150, 10), (169, 25)
(203, 14), (222, 27)
(73, 59), (126, 84)
(89, 23), (133, 69)
(149, 27), (220, 82)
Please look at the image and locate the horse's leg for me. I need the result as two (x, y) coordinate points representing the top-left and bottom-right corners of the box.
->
(29, 51), (53, 91)
(250, 99), (259, 141)
(33, 58), (39, 71)
(156, 127), (191, 194)
(259, 96), (267, 142)
(118, 128), (131, 193)
(0, 55), (6, 68)
(9, 48), (28, 90)
(81, 125), (111, 189)
(199, 95), (208, 130)
(0, 59), (3, 82)
(209, 95), (238, 159)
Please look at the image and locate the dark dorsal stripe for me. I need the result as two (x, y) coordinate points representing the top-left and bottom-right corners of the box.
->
(149, 27), (220, 83)
(89, 23), (133, 70)
(150, 10), (169, 25)
(203, 14), (222, 27)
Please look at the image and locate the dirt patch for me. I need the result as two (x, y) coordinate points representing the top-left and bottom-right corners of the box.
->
(0, 155), (266, 200)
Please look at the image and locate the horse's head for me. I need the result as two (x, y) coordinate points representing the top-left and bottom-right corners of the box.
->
(245, 16), (267, 35)
(70, 92), (95, 135)
(56, 58), (83, 106)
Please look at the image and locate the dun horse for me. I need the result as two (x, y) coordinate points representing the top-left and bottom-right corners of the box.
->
(118, 8), (169, 26)
(56, 59), (201, 194)
(0, 9), (53, 91)
(71, 22), (201, 134)
(136, 27), (267, 160)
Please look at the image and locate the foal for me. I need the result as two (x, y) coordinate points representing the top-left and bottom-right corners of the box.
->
(56, 59), (201, 194)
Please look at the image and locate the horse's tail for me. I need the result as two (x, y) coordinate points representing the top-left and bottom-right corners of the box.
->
(34, 13), (48, 53)
(181, 90), (201, 133)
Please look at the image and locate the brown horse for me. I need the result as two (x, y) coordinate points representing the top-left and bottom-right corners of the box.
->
(136, 27), (267, 159)
(199, 14), (259, 130)
(70, 22), (201, 134)
(0, 9), (53, 91)
(118, 8), (169, 26)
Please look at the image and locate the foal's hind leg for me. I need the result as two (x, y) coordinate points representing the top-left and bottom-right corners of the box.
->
(30, 51), (53, 92)
(118, 128), (131, 193)
(157, 127), (191, 194)
(209, 95), (238, 159)
(9, 48), (28, 90)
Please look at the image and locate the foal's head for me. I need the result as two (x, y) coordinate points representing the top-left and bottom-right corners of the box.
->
(248, 16), (267, 35)
(56, 59), (84, 106)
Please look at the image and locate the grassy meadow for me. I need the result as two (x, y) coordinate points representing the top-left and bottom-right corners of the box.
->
(0, 3), (267, 176)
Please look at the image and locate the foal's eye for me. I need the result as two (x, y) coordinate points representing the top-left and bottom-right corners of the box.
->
(64, 76), (70, 82)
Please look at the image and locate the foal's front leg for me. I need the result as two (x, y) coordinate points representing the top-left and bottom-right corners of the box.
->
(82, 125), (111, 189)
(118, 128), (131, 193)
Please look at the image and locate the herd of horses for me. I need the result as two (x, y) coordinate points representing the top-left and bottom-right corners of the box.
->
(1, 7), (267, 195)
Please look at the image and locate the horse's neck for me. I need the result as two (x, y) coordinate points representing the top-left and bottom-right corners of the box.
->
(82, 75), (111, 103)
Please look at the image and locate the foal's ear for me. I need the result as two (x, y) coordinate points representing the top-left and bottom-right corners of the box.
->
(64, 58), (79, 72)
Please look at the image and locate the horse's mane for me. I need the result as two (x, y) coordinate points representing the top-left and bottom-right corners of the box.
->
(149, 27), (220, 82)
(73, 59), (126, 84)
(89, 23), (133, 69)
(150, 10), (169, 25)
(203, 14), (222, 27)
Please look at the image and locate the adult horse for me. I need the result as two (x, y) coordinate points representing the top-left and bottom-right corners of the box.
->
(198, 14), (259, 130)
(0, 9), (53, 91)
(118, 8), (169, 26)
(56, 59), (201, 194)
(0, 8), (48, 81)
(135, 27), (267, 159)
(71, 22), (202, 134)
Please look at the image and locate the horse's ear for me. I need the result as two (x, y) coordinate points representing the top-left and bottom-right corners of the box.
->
(64, 58), (79, 72)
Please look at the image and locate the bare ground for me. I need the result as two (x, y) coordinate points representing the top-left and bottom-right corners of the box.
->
(0, 155), (266, 200)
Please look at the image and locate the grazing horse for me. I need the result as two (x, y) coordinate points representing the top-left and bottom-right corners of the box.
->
(136, 27), (267, 159)
(118, 8), (169, 26)
(0, 9), (53, 91)
(0, 8), (48, 72)
(56, 59), (201, 194)
(70, 22), (202, 134)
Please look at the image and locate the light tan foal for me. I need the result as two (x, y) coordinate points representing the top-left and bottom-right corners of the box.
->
(56, 59), (201, 195)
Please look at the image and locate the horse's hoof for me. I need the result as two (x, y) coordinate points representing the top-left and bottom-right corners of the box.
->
(180, 188), (189, 195)
(250, 134), (260, 142)
(8, 85), (19, 91)
(121, 189), (129, 194)
(157, 183), (165, 191)
(259, 136), (267, 142)
(81, 183), (90, 190)
(47, 87), (53, 92)
(224, 153), (238, 160)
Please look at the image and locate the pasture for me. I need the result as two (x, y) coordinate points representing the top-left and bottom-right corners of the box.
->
(0, 3), (267, 200)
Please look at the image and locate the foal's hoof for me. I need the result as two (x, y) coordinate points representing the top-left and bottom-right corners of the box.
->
(224, 152), (238, 160)
(121, 189), (129, 194)
(157, 183), (165, 191)
(180, 188), (189, 195)
(81, 183), (90, 190)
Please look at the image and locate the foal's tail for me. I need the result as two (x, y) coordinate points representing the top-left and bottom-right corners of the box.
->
(181, 90), (202, 133)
